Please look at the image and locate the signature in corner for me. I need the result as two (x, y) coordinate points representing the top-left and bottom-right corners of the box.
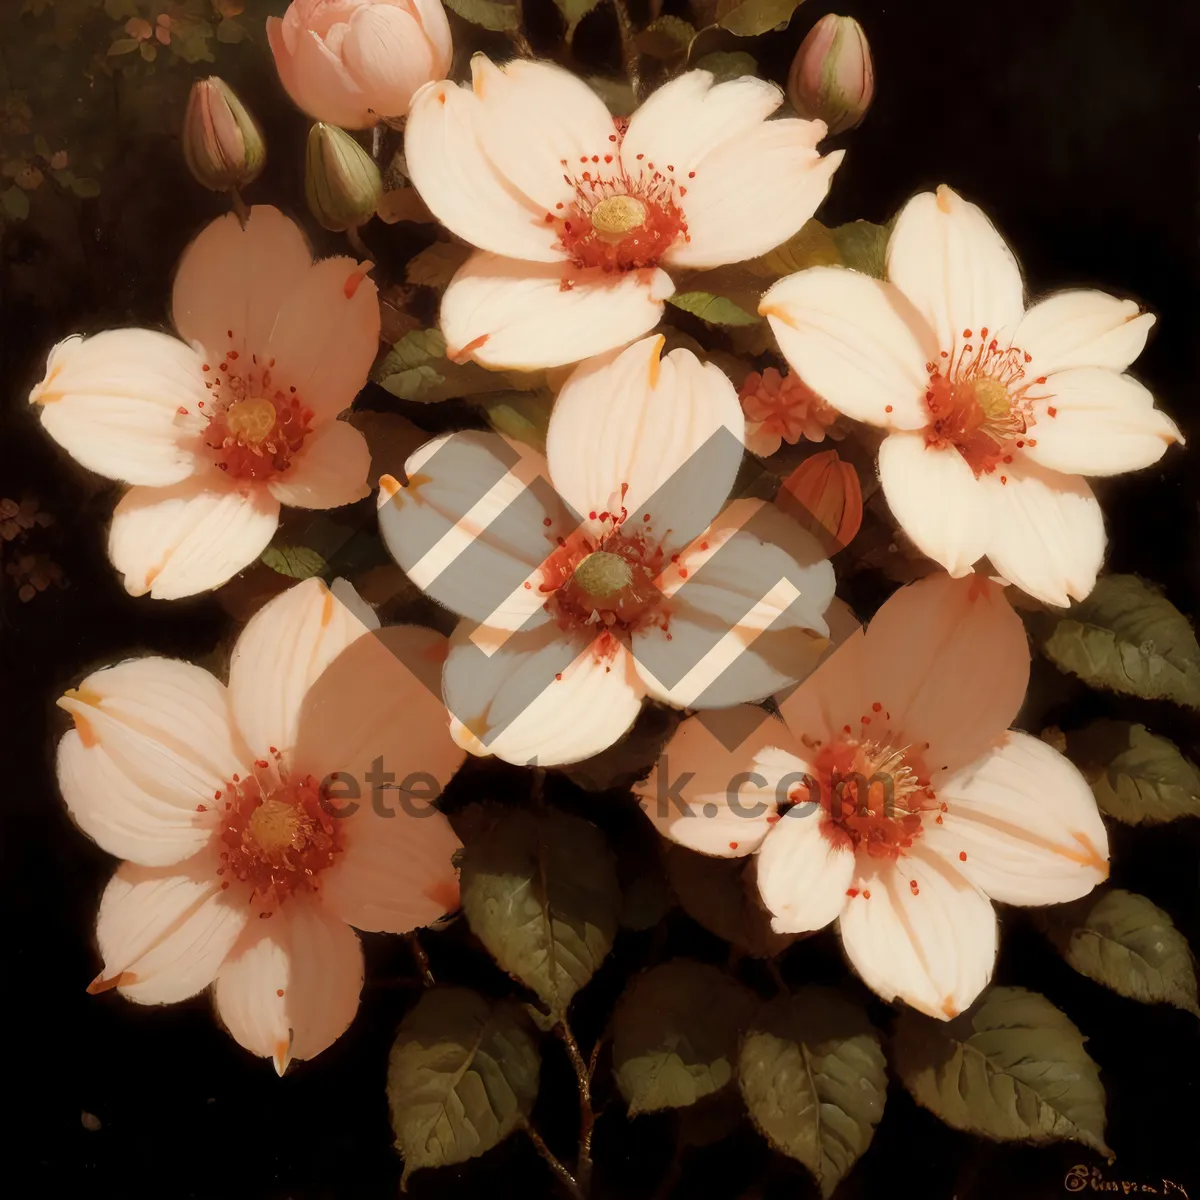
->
(1065, 1165), (1191, 1198)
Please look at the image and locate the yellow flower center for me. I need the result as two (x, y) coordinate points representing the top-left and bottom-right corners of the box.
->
(224, 396), (277, 444)
(589, 195), (647, 240)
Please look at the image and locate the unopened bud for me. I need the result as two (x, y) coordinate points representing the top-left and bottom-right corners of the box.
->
(182, 77), (265, 192)
(777, 450), (863, 554)
(305, 123), (382, 233)
(787, 15), (874, 136)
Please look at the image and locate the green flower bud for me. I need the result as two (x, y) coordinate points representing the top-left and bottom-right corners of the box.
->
(182, 77), (266, 192)
(305, 123), (383, 233)
(787, 15), (875, 136)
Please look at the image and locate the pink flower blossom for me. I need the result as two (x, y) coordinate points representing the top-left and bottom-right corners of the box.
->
(404, 60), (843, 370)
(58, 579), (464, 1071)
(267, 0), (453, 130)
(639, 573), (1110, 1019)
(30, 206), (380, 600)
(739, 367), (840, 457)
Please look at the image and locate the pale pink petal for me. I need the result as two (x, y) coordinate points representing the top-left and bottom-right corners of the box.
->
(228, 577), (372, 760)
(621, 72), (785, 180)
(755, 765), (856, 934)
(1022, 369), (1181, 477)
(263, 257), (381, 423)
(981, 459), (1105, 607)
(57, 657), (248, 865)
(172, 206), (313, 365)
(340, 5), (435, 121)
(887, 186), (1025, 357)
(31, 331), (206, 486)
(925, 732), (1109, 906)
(776, 625), (872, 749)
(440, 252), (673, 371)
(442, 622), (645, 767)
(267, 420), (370, 510)
(863, 573), (1029, 777)
(469, 57), (617, 212)
(637, 715), (803, 857)
(405, 80), (566, 262)
(108, 477), (280, 600)
(289, 27), (374, 128)
(376, 431), (566, 630)
(760, 267), (935, 430)
(214, 893), (363, 1072)
(545, 337), (744, 552)
(667, 127), (842, 269)
(838, 848), (998, 1019)
(877, 432), (990, 576)
(408, 0), (453, 71)
(1014, 289), (1156, 375)
(93, 850), (249, 1005)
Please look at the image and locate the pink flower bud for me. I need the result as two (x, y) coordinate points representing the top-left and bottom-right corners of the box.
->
(777, 450), (863, 555)
(787, 14), (874, 136)
(267, 0), (454, 131)
(182, 77), (266, 193)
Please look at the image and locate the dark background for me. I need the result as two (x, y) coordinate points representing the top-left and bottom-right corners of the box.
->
(2, 0), (1198, 1197)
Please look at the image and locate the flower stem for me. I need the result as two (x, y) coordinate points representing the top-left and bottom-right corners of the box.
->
(407, 931), (434, 987)
(522, 1119), (586, 1200)
(556, 1020), (595, 1191)
(231, 187), (249, 229)
(611, 0), (642, 102)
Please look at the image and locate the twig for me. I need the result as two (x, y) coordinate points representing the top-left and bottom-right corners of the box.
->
(231, 187), (249, 229)
(522, 1119), (586, 1200)
(611, 0), (643, 102)
(556, 1021), (595, 1191)
(407, 931), (434, 987)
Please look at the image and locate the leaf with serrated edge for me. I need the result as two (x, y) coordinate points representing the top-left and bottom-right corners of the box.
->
(1034, 575), (1200, 710)
(260, 545), (327, 580)
(612, 959), (756, 1115)
(639, 15), (696, 57)
(1067, 720), (1200, 825)
(715, 0), (804, 38)
(387, 987), (541, 1183)
(444, 0), (518, 32)
(1039, 888), (1200, 1017)
(459, 806), (620, 1015)
(406, 242), (472, 289)
(739, 987), (886, 1197)
(892, 986), (1111, 1156)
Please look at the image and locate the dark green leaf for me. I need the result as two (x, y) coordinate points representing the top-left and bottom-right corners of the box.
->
(1, 185), (30, 222)
(107, 37), (141, 56)
(476, 389), (555, 454)
(638, 15), (696, 58)
(406, 241), (472, 289)
(374, 328), (521, 404)
(216, 18), (248, 44)
(691, 49), (758, 83)
(664, 843), (795, 957)
(1030, 575), (1200, 709)
(668, 290), (761, 327)
(260, 544), (328, 580)
(749, 219), (842, 277)
(1038, 888), (1199, 1016)
(739, 988), (886, 1197)
(714, 0), (804, 38)
(444, 0), (519, 32)
(104, 0), (139, 18)
(612, 959), (756, 1114)
(587, 75), (637, 117)
(459, 805), (621, 1015)
(387, 987), (541, 1184)
(70, 176), (101, 199)
(1065, 720), (1200, 825)
(832, 220), (891, 279)
(892, 986), (1110, 1156)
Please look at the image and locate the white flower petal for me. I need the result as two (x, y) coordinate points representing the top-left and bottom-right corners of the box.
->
(443, 622), (645, 767)
(863, 573), (1029, 777)
(926, 731), (1109, 906)
(838, 848), (998, 1019)
(31, 330), (206, 486)
(469, 56), (617, 212)
(405, 80), (566, 262)
(377, 430), (565, 630)
(214, 893), (363, 1071)
(621, 71), (785, 179)
(546, 337), (744, 551)
(440, 251), (673, 371)
(887, 186), (1025, 357)
(637, 715), (801, 857)
(268, 420), (371, 510)
(982, 458), (1105, 607)
(1023, 368), (1181, 477)
(877, 431), (990, 576)
(1014, 289), (1156, 375)
(228, 578), (373, 760)
(57, 657), (248, 865)
(761, 267), (935, 430)
(92, 851), (249, 1005)
(108, 477), (280, 600)
(667, 126), (842, 269)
